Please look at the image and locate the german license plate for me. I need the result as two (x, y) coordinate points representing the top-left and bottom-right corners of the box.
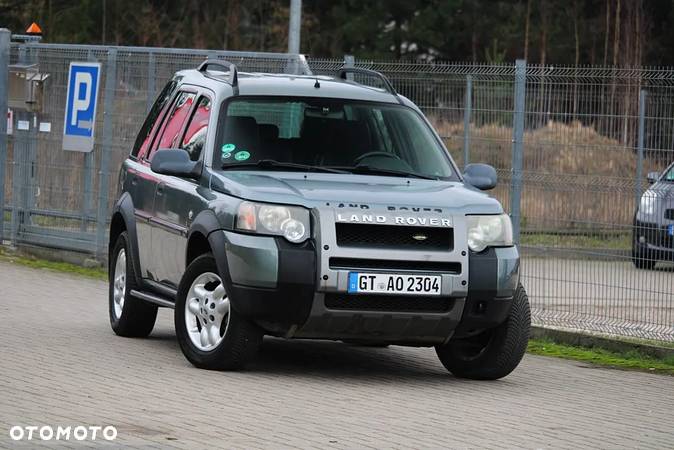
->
(668, 224), (674, 237)
(348, 272), (441, 296)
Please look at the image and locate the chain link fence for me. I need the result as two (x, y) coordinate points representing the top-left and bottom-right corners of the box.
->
(0, 39), (672, 342)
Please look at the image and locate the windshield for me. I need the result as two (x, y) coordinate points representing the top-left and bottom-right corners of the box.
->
(664, 164), (674, 182)
(214, 97), (457, 180)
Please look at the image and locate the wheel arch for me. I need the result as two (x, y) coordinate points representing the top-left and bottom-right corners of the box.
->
(186, 210), (236, 309)
(110, 193), (143, 285)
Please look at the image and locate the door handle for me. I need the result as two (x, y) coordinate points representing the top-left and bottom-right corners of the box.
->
(156, 185), (164, 196)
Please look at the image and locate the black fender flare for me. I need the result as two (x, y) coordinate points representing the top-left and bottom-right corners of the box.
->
(186, 210), (240, 312)
(110, 193), (143, 286)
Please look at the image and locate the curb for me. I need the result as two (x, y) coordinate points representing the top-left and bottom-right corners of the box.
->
(530, 326), (674, 360)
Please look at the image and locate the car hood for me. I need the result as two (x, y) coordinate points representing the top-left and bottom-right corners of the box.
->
(209, 170), (503, 214)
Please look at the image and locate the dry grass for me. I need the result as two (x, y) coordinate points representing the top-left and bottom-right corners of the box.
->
(432, 119), (668, 230)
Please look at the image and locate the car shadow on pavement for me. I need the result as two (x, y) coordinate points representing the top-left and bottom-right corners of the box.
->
(247, 337), (455, 381)
(141, 325), (501, 383)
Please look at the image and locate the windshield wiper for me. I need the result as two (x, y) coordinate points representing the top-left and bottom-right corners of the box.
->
(221, 159), (349, 174)
(329, 165), (439, 180)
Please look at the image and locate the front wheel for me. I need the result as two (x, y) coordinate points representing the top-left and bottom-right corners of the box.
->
(175, 254), (262, 370)
(436, 283), (531, 380)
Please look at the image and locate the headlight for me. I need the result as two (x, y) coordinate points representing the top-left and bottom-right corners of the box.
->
(640, 192), (655, 215)
(466, 214), (513, 252)
(236, 201), (310, 243)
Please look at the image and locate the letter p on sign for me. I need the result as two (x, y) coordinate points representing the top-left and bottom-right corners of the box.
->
(63, 62), (101, 152)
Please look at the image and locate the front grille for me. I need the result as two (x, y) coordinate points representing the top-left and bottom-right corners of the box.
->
(330, 257), (461, 273)
(335, 223), (452, 251)
(324, 293), (453, 313)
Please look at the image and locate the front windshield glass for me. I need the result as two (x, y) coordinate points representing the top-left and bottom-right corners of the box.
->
(664, 164), (674, 181)
(214, 97), (457, 180)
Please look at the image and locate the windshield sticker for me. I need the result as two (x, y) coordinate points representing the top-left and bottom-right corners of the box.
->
(222, 143), (236, 153)
(234, 150), (250, 161)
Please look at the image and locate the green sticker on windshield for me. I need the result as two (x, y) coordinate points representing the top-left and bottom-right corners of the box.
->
(222, 143), (236, 153)
(234, 150), (250, 161)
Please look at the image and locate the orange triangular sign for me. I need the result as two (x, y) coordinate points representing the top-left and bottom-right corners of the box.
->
(26, 22), (42, 34)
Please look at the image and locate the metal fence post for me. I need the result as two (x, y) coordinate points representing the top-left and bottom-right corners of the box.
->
(81, 50), (96, 233)
(510, 59), (526, 244)
(344, 54), (355, 81)
(635, 89), (646, 212)
(95, 48), (117, 260)
(10, 44), (27, 246)
(288, 0), (302, 54)
(463, 75), (472, 168)
(0, 29), (9, 242)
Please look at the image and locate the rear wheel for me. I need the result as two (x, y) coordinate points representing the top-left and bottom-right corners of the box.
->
(175, 254), (262, 370)
(109, 232), (158, 337)
(436, 283), (530, 380)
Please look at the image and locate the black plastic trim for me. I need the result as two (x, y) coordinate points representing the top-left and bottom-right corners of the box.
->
(329, 257), (461, 273)
(454, 248), (513, 335)
(111, 193), (143, 287)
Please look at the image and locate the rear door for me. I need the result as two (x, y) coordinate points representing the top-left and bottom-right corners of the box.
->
(125, 80), (177, 279)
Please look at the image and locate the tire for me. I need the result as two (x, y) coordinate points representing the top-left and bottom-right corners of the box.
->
(632, 243), (656, 270)
(436, 283), (531, 380)
(175, 254), (263, 370)
(109, 231), (158, 337)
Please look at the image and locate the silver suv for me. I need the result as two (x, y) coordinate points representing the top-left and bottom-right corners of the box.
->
(108, 61), (530, 380)
(633, 161), (674, 269)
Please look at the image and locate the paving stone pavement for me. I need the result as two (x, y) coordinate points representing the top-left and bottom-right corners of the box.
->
(1, 259), (673, 449)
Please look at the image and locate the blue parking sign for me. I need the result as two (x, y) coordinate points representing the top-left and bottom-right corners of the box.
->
(62, 62), (101, 152)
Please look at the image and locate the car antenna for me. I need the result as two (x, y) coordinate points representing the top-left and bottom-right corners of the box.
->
(314, 78), (320, 88)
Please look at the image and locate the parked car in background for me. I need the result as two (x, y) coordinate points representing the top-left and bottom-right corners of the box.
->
(632, 161), (674, 269)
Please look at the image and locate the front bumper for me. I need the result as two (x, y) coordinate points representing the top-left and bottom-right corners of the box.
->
(454, 246), (519, 336)
(220, 231), (316, 329)
(633, 219), (674, 260)
(218, 230), (519, 343)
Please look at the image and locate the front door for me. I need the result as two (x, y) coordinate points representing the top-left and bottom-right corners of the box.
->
(142, 90), (197, 285)
(151, 93), (212, 288)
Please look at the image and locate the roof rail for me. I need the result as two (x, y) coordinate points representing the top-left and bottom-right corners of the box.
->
(198, 59), (238, 93)
(338, 67), (398, 96)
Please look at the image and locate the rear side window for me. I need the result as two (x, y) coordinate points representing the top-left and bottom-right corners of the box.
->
(181, 96), (212, 161)
(147, 91), (196, 160)
(132, 80), (177, 158)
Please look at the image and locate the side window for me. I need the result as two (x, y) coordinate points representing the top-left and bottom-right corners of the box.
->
(181, 96), (211, 162)
(132, 80), (177, 158)
(147, 91), (196, 160)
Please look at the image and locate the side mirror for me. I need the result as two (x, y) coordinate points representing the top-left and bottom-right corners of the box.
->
(151, 149), (201, 179)
(463, 163), (497, 190)
(647, 171), (660, 184)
